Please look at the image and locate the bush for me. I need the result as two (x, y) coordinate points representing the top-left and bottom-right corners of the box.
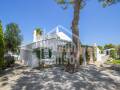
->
(49, 49), (52, 58)
(79, 55), (83, 65)
(33, 48), (41, 59)
(110, 50), (117, 59)
(106, 59), (120, 65)
(33, 48), (52, 59)
(41, 48), (44, 59)
(4, 54), (15, 67)
(86, 49), (90, 64)
(93, 48), (97, 61)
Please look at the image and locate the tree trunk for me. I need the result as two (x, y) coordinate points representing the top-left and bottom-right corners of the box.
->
(71, 0), (81, 71)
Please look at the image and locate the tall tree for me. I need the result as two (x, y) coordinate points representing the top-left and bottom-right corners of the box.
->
(55, 0), (120, 71)
(4, 23), (22, 53)
(0, 20), (4, 69)
(56, 0), (85, 70)
(104, 44), (115, 49)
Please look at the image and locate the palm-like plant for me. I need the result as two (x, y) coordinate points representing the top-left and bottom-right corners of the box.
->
(35, 28), (43, 41)
(36, 28), (43, 36)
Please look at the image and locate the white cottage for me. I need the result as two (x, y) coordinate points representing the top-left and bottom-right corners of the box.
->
(20, 25), (109, 68)
(20, 25), (72, 68)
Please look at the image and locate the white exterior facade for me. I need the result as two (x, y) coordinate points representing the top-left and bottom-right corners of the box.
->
(94, 43), (109, 66)
(20, 26), (72, 68)
(20, 26), (109, 68)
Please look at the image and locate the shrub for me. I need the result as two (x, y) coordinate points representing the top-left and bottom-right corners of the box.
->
(4, 54), (15, 67)
(33, 48), (41, 59)
(49, 49), (52, 58)
(41, 48), (44, 59)
(86, 48), (90, 64)
(93, 48), (97, 61)
(33, 48), (52, 59)
(79, 55), (83, 65)
(110, 50), (117, 59)
(61, 48), (66, 64)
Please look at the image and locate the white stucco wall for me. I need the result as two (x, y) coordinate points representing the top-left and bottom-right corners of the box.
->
(94, 43), (109, 65)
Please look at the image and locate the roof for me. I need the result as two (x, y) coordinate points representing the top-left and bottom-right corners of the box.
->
(47, 25), (72, 41)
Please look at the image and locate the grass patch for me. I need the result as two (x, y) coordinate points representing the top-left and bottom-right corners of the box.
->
(106, 59), (120, 65)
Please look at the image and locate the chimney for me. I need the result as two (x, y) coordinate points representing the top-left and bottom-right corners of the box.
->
(33, 30), (37, 42)
(56, 26), (59, 33)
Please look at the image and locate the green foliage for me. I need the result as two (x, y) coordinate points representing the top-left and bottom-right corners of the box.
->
(117, 45), (120, 59)
(55, 0), (120, 66)
(35, 28), (42, 36)
(0, 21), (4, 69)
(33, 48), (41, 59)
(79, 55), (83, 65)
(4, 23), (22, 53)
(62, 48), (66, 64)
(4, 55), (15, 67)
(55, 0), (86, 9)
(106, 59), (120, 64)
(93, 48), (97, 61)
(55, 0), (75, 5)
(56, 0), (66, 4)
(55, 0), (120, 10)
(41, 48), (44, 59)
(104, 44), (115, 49)
(33, 48), (52, 59)
(110, 49), (117, 59)
(49, 49), (52, 58)
(86, 48), (90, 64)
(98, 45), (104, 53)
(99, 0), (120, 7)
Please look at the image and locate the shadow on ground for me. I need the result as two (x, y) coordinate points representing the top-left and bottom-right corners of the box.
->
(11, 65), (120, 90)
(0, 63), (27, 77)
(105, 65), (120, 74)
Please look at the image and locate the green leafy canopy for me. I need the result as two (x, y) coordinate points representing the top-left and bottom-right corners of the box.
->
(4, 23), (23, 53)
(35, 28), (43, 35)
(55, 0), (120, 9)
(99, 0), (120, 7)
(55, 0), (86, 9)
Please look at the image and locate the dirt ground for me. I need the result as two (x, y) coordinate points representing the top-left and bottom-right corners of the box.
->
(0, 62), (120, 90)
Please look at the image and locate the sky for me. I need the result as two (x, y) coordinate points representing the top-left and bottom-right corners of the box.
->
(0, 0), (120, 46)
